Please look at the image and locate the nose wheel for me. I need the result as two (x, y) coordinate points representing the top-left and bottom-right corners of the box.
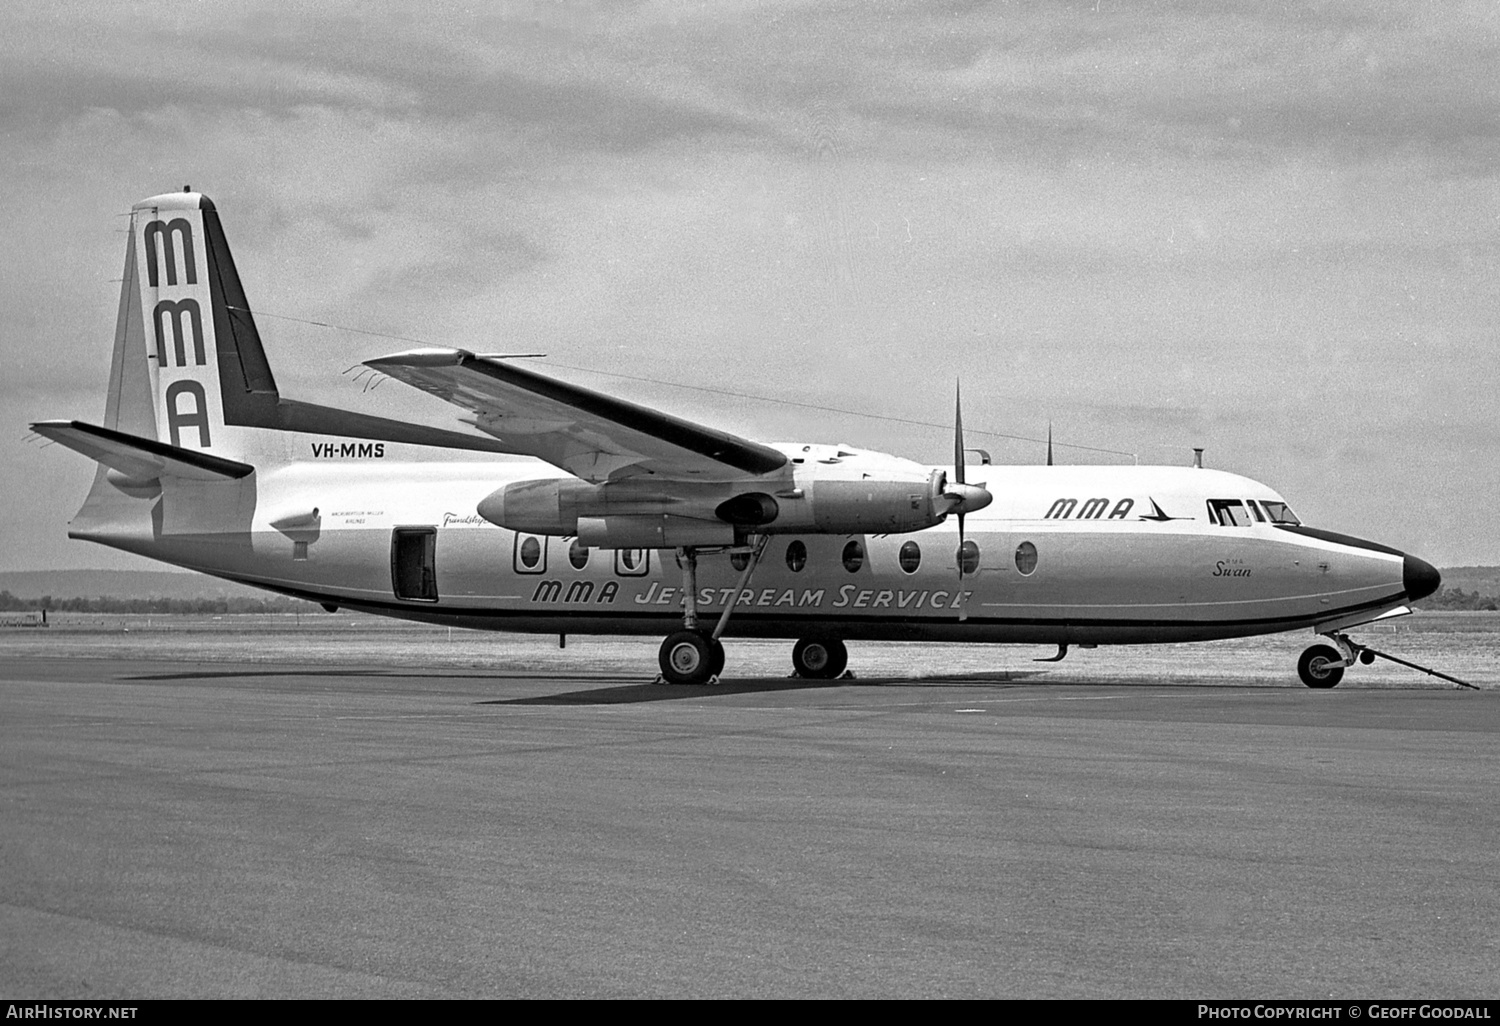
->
(1297, 644), (1345, 688)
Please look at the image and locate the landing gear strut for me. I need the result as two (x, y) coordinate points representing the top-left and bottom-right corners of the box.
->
(1297, 632), (1477, 690)
(655, 537), (767, 685)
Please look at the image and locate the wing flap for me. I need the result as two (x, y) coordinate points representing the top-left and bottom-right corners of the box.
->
(364, 349), (788, 482)
(30, 420), (254, 481)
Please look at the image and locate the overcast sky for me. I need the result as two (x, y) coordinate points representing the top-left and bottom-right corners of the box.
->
(4, 0), (1497, 570)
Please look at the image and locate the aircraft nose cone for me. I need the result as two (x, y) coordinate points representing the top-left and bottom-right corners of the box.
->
(1403, 554), (1441, 602)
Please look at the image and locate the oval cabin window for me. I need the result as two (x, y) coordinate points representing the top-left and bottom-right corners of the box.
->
(785, 540), (807, 573)
(958, 540), (980, 576)
(568, 539), (589, 570)
(898, 541), (921, 574)
(519, 536), (542, 570)
(1015, 541), (1038, 576)
(842, 540), (864, 573)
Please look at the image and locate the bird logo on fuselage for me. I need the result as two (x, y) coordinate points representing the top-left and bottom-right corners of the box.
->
(1138, 498), (1190, 522)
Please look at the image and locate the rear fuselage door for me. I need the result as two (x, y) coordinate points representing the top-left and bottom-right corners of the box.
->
(392, 527), (438, 601)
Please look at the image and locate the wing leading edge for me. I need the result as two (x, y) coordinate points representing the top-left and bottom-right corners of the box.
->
(364, 348), (789, 482)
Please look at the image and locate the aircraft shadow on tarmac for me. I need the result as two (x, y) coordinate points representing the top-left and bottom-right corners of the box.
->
(494, 669), (1393, 704)
(488, 670), (1067, 705)
(120, 668), (418, 682)
(488, 677), (847, 705)
(114, 668), (1345, 703)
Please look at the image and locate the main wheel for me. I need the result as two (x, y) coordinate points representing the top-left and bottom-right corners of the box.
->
(1297, 644), (1345, 689)
(792, 636), (848, 680)
(660, 630), (718, 685)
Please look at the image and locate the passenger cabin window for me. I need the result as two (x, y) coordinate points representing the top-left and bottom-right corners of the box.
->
(842, 540), (864, 573)
(1206, 499), (1254, 527)
(898, 541), (921, 574)
(785, 540), (807, 573)
(615, 549), (650, 577)
(1260, 501), (1302, 526)
(958, 540), (980, 576)
(391, 528), (438, 602)
(513, 534), (546, 574)
(568, 539), (590, 570)
(1014, 541), (1037, 576)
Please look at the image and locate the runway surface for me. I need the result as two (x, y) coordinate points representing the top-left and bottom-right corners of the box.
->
(2, 626), (1498, 998)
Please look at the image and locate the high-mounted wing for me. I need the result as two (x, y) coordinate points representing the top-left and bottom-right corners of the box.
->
(364, 348), (788, 483)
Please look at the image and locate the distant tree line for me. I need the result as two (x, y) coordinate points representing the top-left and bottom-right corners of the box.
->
(0, 590), (328, 614)
(1416, 587), (1499, 611)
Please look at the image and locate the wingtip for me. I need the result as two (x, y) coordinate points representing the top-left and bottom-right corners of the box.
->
(363, 347), (474, 369)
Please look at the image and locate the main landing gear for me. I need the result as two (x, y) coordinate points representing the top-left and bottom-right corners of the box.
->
(655, 540), (854, 685)
(659, 629), (725, 685)
(791, 636), (847, 680)
(1297, 633), (1477, 690)
(656, 537), (768, 686)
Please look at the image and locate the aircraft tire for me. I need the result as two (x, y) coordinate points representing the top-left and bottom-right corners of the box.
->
(660, 630), (716, 685)
(1297, 644), (1345, 689)
(792, 637), (847, 680)
(708, 637), (726, 679)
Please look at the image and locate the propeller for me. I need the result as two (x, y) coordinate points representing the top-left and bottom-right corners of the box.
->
(943, 381), (992, 619)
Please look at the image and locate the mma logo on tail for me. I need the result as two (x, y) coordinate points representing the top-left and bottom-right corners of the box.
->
(144, 218), (196, 287)
(165, 380), (210, 447)
(134, 198), (227, 454)
(153, 299), (205, 366)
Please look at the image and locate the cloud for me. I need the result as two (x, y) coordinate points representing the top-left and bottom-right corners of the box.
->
(2, 0), (1498, 565)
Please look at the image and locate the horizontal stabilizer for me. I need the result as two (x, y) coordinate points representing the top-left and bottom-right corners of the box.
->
(30, 420), (254, 482)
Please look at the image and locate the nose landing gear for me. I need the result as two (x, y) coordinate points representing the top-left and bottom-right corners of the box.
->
(1297, 632), (1476, 689)
(1297, 643), (1346, 688)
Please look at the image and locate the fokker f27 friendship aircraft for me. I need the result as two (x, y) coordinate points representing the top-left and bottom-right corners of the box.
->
(33, 191), (1442, 687)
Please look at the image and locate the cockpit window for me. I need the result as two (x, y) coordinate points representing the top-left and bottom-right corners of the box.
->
(1246, 500), (1266, 523)
(1206, 499), (1255, 527)
(1260, 501), (1301, 526)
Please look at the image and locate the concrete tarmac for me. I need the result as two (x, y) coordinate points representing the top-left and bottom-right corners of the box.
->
(2, 654), (1497, 998)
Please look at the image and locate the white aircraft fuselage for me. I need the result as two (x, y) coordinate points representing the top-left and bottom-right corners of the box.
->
(35, 191), (1440, 687)
(69, 452), (1422, 647)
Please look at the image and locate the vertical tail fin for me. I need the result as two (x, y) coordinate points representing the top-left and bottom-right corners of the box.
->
(128, 190), (280, 462)
(108, 191), (517, 461)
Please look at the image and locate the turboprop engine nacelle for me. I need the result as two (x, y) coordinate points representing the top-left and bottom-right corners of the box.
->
(477, 478), (738, 547)
(780, 467), (991, 534)
(803, 477), (945, 533)
(477, 459), (992, 547)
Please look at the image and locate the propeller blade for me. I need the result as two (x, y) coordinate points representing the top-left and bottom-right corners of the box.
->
(955, 380), (968, 619)
(956, 507), (968, 620)
(954, 380), (966, 486)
